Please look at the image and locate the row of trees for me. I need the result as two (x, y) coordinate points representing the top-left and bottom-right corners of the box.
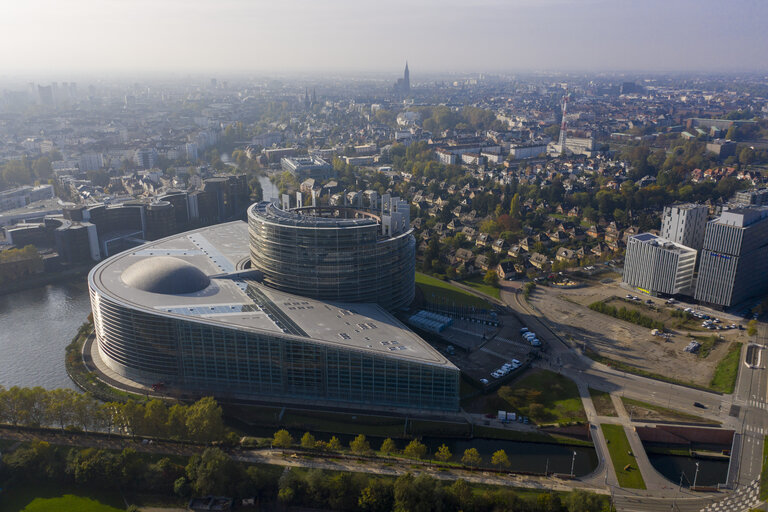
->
(0, 152), (59, 189)
(279, 469), (609, 512)
(272, 431), (514, 470)
(0, 245), (43, 285)
(588, 301), (665, 330)
(0, 386), (226, 443)
(1, 442), (609, 511)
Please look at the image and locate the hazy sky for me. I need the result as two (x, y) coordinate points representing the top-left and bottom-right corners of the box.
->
(1, 0), (766, 76)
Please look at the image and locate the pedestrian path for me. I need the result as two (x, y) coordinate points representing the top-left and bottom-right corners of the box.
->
(743, 424), (766, 435)
(699, 479), (761, 511)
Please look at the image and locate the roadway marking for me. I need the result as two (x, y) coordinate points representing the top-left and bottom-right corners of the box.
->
(700, 478), (760, 512)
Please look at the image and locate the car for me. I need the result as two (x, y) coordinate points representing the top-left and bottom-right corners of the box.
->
(491, 373), (501, 379)
(520, 327), (529, 334)
(530, 338), (541, 346)
(693, 402), (707, 409)
(511, 359), (520, 365)
(626, 294), (633, 299)
(480, 378), (489, 385)
(523, 417), (529, 424)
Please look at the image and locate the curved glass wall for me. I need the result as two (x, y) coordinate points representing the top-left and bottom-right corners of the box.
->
(248, 202), (415, 310)
(89, 289), (458, 411)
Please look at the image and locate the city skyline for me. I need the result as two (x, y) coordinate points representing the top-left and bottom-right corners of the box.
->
(1, 0), (767, 76)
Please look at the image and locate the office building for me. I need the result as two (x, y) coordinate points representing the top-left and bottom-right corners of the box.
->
(661, 203), (708, 252)
(88, 203), (458, 413)
(280, 156), (334, 180)
(623, 233), (697, 295)
(0, 185), (55, 212)
(694, 207), (768, 307)
(248, 197), (414, 310)
(733, 188), (768, 207)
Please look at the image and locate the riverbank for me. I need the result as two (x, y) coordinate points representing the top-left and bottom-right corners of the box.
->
(0, 263), (93, 296)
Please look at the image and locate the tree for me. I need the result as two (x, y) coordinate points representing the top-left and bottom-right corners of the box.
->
(272, 429), (294, 449)
(491, 449), (510, 469)
(379, 438), (397, 455)
(461, 448), (482, 468)
(509, 193), (520, 218)
(143, 399), (169, 437)
(403, 439), (427, 460)
(185, 397), (224, 442)
(748, 319), (758, 337)
(358, 478), (394, 512)
(434, 444), (452, 462)
(484, 270), (500, 288)
(300, 432), (316, 449)
(327, 436), (342, 451)
(185, 448), (243, 496)
(350, 434), (371, 454)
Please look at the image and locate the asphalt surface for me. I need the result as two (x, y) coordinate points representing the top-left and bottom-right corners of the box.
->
(497, 280), (768, 512)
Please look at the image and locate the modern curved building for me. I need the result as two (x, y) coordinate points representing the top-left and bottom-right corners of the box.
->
(248, 202), (415, 310)
(88, 202), (458, 412)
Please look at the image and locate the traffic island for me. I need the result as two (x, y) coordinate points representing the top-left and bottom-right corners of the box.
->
(601, 424), (647, 489)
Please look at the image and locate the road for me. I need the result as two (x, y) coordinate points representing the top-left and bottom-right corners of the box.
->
(496, 281), (768, 511)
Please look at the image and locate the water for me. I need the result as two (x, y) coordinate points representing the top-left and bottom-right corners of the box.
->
(648, 453), (729, 488)
(259, 175), (279, 203)
(0, 278), (92, 390)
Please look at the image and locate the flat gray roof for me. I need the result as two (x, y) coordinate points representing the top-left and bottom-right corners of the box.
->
(90, 221), (454, 368)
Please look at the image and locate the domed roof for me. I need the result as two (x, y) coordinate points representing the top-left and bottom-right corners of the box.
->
(121, 256), (210, 295)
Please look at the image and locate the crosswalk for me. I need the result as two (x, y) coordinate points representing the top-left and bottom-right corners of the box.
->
(746, 399), (768, 410)
(700, 479), (760, 512)
(743, 424), (766, 435)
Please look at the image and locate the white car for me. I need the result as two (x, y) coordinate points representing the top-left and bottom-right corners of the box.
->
(512, 359), (521, 366)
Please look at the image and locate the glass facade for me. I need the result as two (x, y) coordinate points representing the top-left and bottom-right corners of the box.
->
(248, 202), (415, 310)
(90, 290), (459, 412)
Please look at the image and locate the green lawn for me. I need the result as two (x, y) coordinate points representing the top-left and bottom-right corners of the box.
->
(0, 483), (125, 512)
(21, 496), (124, 512)
(416, 272), (492, 309)
(460, 276), (502, 300)
(589, 388), (617, 417)
(710, 342), (742, 394)
(620, 397), (718, 425)
(485, 369), (587, 425)
(601, 424), (647, 489)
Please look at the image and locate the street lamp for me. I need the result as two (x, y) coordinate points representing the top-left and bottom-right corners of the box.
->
(545, 457), (549, 476)
(693, 461), (700, 490)
(570, 451), (577, 477)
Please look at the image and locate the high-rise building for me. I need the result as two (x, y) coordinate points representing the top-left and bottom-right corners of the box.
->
(661, 203), (708, 252)
(622, 233), (697, 296)
(694, 207), (768, 307)
(135, 148), (157, 169)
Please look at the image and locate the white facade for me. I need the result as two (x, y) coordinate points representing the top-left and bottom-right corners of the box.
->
(661, 203), (708, 252)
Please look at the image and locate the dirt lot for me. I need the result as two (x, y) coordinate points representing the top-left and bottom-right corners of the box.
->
(527, 281), (748, 387)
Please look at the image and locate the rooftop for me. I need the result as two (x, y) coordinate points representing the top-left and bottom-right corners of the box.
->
(631, 233), (697, 254)
(89, 221), (453, 368)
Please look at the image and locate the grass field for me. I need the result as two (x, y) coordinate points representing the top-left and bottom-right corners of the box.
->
(460, 276), (502, 300)
(601, 424), (647, 489)
(467, 369), (586, 425)
(620, 397), (718, 425)
(1, 484), (125, 512)
(589, 388), (617, 417)
(416, 272), (492, 309)
(710, 342), (742, 393)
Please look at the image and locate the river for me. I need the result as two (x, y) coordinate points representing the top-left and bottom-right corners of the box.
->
(259, 174), (279, 202)
(0, 278), (92, 390)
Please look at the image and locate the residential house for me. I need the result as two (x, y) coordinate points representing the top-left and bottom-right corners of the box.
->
(529, 252), (549, 269)
(475, 254), (491, 271)
(492, 239), (507, 254)
(497, 261), (517, 280)
(556, 247), (579, 263)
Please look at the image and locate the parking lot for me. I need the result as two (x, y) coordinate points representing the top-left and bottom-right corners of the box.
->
(440, 312), (539, 390)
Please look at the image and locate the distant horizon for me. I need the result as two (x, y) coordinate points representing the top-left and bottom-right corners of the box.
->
(1, 0), (766, 79)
